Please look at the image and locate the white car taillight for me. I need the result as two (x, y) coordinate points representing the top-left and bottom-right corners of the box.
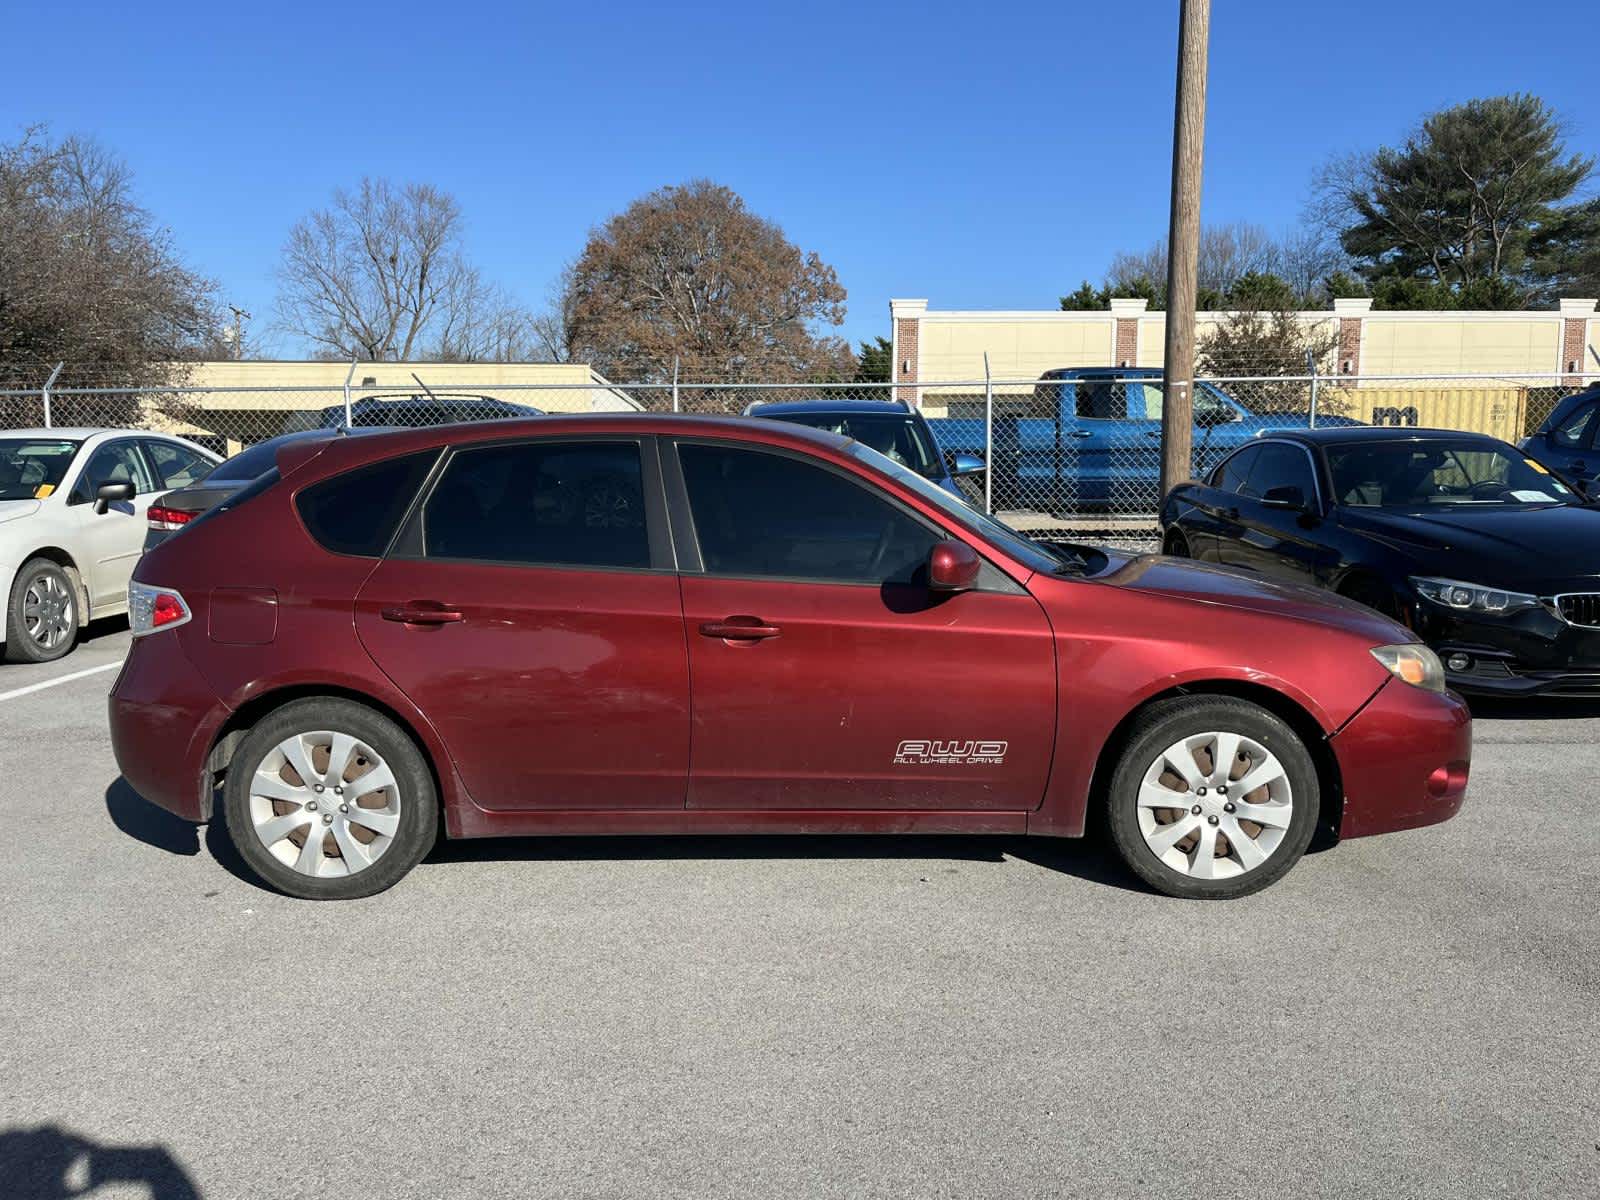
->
(129, 581), (192, 636)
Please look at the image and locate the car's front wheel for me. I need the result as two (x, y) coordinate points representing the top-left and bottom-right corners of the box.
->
(1105, 696), (1319, 899)
(222, 698), (438, 900)
(4, 557), (80, 663)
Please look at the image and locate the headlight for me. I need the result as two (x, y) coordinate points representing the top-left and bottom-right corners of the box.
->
(1370, 644), (1446, 692)
(1410, 576), (1540, 615)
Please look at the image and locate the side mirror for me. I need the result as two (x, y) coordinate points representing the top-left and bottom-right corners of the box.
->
(94, 481), (135, 514)
(1260, 484), (1308, 511)
(928, 539), (981, 592)
(950, 452), (986, 478)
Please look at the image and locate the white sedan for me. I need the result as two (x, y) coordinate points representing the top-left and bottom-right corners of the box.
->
(0, 428), (220, 663)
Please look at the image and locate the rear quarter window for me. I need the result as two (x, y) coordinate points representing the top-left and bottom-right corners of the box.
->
(295, 451), (438, 557)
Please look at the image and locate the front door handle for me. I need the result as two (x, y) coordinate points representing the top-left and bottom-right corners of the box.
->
(700, 617), (781, 641)
(1067, 430), (1093, 439)
(381, 602), (464, 626)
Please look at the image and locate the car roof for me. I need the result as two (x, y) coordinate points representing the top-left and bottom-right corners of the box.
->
(746, 399), (912, 416)
(1, 427), (129, 439)
(1266, 426), (1512, 449)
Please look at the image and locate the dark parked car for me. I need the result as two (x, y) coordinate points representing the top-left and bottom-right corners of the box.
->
(112, 415), (1468, 902)
(743, 398), (985, 499)
(282, 392), (543, 434)
(1519, 383), (1600, 495)
(1160, 426), (1600, 696)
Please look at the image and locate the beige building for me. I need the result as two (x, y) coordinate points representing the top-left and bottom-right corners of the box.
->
(891, 297), (1600, 402)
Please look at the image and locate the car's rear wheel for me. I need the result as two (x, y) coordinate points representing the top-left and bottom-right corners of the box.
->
(1105, 696), (1319, 899)
(5, 557), (80, 663)
(222, 698), (438, 900)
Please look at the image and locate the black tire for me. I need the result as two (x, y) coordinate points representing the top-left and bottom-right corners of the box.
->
(223, 697), (438, 900)
(1162, 528), (1190, 557)
(4, 557), (80, 664)
(1104, 696), (1320, 900)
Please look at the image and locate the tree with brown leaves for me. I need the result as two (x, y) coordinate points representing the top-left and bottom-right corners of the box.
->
(563, 180), (849, 382)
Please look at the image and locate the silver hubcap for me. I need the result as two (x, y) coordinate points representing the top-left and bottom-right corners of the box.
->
(23, 573), (74, 648)
(248, 731), (402, 878)
(1137, 731), (1293, 880)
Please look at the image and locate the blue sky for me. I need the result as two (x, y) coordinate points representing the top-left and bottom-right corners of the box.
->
(6, 0), (1596, 355)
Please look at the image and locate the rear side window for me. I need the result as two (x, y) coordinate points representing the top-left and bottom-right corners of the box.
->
(296, 451), (437, 557)
(1209, 445), (1260, 494)
(422, 441), (649, 569)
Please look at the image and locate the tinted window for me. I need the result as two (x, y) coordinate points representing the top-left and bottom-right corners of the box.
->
(296, 451), (437, 556)
(1075, 379), (1126, 420)
(144, 440), (212, 488)
(208, 437), (298, 483)
(1241, 443), (1315, 501)
(1209, 445), (1260, 494)
(423, 442), (649, 568)
(76, 440), (156, 499)
(679, 444), (939, 584)
(1552, 402), (1596, 448)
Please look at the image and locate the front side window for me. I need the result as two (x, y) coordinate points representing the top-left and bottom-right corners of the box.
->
(423, 441), (649, 569)
(75, 440), (156, 500)
(0, 438), (81, 500)
(678, 444), (939, 585)
(1240, 443), (1315, 502)
(144, 440), (212, 488)
(296, 451), (438, 556)
(1552, 403), (1596, 449)
(1209, 445), (1260, 494)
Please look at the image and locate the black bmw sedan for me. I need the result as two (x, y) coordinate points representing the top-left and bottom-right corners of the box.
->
(1159, 426), (1600, 696)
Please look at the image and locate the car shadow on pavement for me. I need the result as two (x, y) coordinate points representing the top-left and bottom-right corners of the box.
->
(79, 613), (130, 647)
(0, 1123), (201, 1199)
(104, 778), (199, 857)
(427, 832), (1151, 893)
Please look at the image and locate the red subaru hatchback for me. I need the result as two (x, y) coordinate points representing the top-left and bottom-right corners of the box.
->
(109, 416), (1470, 901)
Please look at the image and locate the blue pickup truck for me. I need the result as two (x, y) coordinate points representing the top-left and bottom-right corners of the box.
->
(925, 367), (1357, 513)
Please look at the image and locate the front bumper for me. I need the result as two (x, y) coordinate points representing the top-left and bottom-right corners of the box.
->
(108, 633), (230, 822)
(1330, 677), (1471, 839)
(1409, 597), (1600, 697)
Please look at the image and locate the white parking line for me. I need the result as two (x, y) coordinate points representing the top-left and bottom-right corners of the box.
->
(0, 660), (121, 703)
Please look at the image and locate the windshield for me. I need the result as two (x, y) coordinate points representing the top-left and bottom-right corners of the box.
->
(1327, 440), (1575, 508)
(768, 412), (943, 479)
(0, 438), (82, 501)
(844, 441), (1076, 575)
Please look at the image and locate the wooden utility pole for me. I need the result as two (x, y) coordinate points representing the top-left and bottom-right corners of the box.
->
(1160, 0), (1211, 497)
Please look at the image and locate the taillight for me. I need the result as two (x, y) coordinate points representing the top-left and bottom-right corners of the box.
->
(147, 503), (196, 532)
(129, 582), (192, 636)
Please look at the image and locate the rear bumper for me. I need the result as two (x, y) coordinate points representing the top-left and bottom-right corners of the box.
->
(108, 634), (230, 822)
(1330, 678), (1472, 839)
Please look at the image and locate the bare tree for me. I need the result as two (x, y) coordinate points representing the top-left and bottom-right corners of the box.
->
(0, 126), (221, 389)
(1107, 221), (1284, 300)
(274, 178), (531, 361)
(563, 180), (850, 382)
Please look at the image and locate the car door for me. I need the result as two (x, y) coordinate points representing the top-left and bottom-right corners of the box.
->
(353, 436), (690, 811)
(1069, 374), (1123, 507)
(668, 439), (1056, 811)
(67, 438), (162, 609)
(1177, 443), (1262, 563)
(1536, 398), (1600, 492)
(1214, 441), (1330, 586)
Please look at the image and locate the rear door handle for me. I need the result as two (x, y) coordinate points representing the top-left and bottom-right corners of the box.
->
(1067, 430), (1093, 439)
(700, 618), (781, 641)
(381, 602), (465, 626)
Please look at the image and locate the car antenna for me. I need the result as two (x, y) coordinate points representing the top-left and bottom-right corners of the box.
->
(411, 372), (440, 403)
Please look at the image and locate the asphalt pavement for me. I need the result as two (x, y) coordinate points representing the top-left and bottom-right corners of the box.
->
(1, 626), (1596, 1199)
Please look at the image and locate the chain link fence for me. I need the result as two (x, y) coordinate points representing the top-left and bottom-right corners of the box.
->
(2, 366), (1595, 552)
